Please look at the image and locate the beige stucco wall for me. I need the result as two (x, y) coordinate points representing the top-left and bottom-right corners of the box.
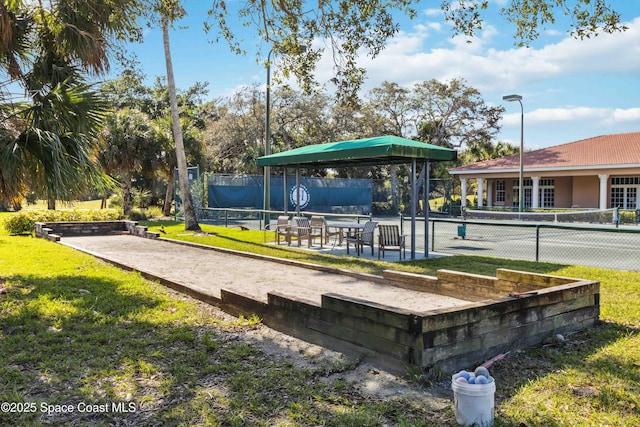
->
(572, 176), (600, 208)
(554, 176), (574, 208)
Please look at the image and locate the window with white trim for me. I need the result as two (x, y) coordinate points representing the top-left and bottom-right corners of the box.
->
(495, 180), (505, 203)
(538, 179), (555, 208)
(611, 177), (640, 209)
(513, 179), (533, 208)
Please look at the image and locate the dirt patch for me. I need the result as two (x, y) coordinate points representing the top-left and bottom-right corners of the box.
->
(208, 303), (451, 407)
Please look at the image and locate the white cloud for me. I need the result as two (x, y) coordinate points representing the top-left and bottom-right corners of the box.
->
(501, 106), (640, 148)
(308, 10), (640, 148)
(426, 22), (443, 32)
(612, 108), (640, 122)
(528, 107), (610, 123)
(503, 106), (640, 127)
(354, 15), (640, 93)
(544, 29), (563, 37)
(537, 18), (640, 73)
(423, 8), (443, 17)
(495, 16), (640, 88)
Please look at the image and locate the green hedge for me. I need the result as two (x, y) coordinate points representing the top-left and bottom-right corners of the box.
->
(2, 209), (122, 235)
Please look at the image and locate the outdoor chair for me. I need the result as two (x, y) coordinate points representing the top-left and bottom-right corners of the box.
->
(310, 216), (341, 247)
(321, 217), (341, 245)
(378, 224), (406, 260)
(274, 215), (291, 245)
(310, 216), (328, 247)
(346, 221), (377, 256)
(293, 217), (323, 247)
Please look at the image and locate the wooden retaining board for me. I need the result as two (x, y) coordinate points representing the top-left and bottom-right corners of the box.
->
(418, 278), (599, 371)
(421, 304), (599, 364)
(239, 271), (599, 375)
(266, 292), (420, 366)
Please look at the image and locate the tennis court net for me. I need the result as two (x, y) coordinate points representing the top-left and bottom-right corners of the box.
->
(464, 208), (617, 224)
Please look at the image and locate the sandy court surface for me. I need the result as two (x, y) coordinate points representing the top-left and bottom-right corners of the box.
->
(61, 235), (469, 312)
(58, 234), (464, 405)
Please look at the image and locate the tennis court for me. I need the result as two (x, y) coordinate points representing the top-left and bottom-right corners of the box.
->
(429, 219), (640, 271)
(198, 209), (640, 271)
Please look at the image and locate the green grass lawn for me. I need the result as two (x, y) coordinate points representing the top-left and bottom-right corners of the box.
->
(1, 215), (638, 426)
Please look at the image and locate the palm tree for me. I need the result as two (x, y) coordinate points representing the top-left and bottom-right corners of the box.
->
(152, 114), (202, 217)
(461, 140), (518, 164)
(159, 2), (200, 230)
(98, 108), (152, 216)
(1, 77), (111, 209)
(0, 0), (141, 208)
(151, 117), (177, 216)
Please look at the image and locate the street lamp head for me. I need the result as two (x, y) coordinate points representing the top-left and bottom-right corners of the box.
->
(503, 94), (522, 102)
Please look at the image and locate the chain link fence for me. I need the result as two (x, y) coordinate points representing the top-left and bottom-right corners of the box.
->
(428, 218), (640, 271)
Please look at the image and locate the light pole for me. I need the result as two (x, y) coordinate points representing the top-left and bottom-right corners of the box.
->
(263, 48), (274, 228)
(264, 46), (306, 227)
(503, 94), (524, 214)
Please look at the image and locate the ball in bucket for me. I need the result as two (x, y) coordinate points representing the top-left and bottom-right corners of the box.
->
(452, 366), (496, 426)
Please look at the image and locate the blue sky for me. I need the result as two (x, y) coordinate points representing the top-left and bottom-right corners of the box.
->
(115, 1), (640, 151)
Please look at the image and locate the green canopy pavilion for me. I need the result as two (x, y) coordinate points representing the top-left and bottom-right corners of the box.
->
(257, 135), (457, 259)
(258, 135), (457, 168)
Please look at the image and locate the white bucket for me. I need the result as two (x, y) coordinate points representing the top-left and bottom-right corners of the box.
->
(451, 376), (496, 426)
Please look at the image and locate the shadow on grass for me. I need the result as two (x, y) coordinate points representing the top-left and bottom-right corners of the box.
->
(5, 230), (636, 425)
(0, 272), (448, 426)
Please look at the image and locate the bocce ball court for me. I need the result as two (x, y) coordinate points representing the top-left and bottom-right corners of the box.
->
(36, 220), (600, 376)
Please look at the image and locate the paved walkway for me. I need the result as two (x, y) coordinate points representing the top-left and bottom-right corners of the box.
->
(61, 235), (468, 312)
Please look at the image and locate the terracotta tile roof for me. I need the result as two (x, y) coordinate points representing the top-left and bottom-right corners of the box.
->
(450, 132), (640, 173)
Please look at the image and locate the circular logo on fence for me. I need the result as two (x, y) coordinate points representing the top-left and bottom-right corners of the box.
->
(289, 185), (310, 209)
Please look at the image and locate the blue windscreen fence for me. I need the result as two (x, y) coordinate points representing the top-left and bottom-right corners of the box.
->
(207, 174), (372, 214)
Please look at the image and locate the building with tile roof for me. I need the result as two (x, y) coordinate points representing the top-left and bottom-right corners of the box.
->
(448, 132), (640, 210)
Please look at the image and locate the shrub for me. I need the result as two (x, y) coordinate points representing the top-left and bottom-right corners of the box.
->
(132, 188), (152, 209)
(2, 209), (122, 235)
(144, 206), (163, 219)
(108, 193), (123, 209)
(128, 209), (147, 221)
(2, 213), (35, 235)
(83, 209), (122, 222)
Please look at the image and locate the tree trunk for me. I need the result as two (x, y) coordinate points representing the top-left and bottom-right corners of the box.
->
(122, 171), (132, 217)
(162, 18), (200, 231)
(47, 197), (56, 210)
(415, 166), (426, 214)
(390, 165), (399, 214)
(163, 172), (174, 217)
